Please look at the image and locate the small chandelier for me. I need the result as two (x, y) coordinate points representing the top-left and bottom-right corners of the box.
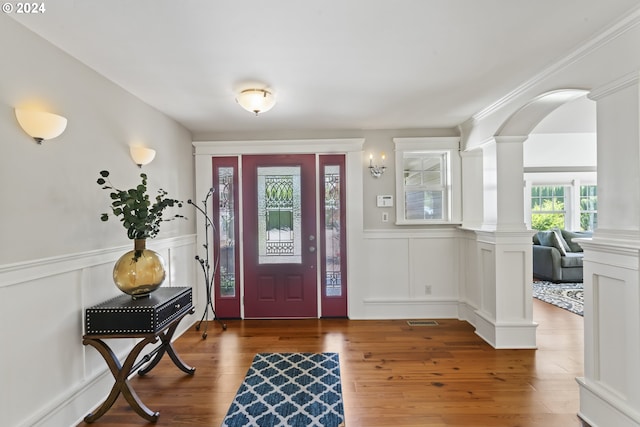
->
(236, 89), (276, 115)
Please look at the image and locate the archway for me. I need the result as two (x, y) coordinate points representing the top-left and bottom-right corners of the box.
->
(496, 89), (590, 137)
(498, 88), (594, 326)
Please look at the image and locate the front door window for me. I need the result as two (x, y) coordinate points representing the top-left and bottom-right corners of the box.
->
(257, 167), (302, 264)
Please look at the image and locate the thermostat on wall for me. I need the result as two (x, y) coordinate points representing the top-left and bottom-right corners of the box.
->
(376, 195), (394, 207)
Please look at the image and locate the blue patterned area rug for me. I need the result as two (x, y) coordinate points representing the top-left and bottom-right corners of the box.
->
(533, 280), (583, 316)
(222, 352), (345, 427)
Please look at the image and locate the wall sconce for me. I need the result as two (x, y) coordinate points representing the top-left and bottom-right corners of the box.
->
(369, 153), (386, 178)
(236, 88), (276, 115)
(129, 146), (156, 168)
(15, 109), (68, 144)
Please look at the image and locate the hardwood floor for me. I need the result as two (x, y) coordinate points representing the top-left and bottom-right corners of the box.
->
(78, 299), (584, 427)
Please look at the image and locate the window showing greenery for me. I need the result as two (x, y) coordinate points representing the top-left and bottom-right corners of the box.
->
(580, 185), (597, 231)
(531, 186), (565, 230)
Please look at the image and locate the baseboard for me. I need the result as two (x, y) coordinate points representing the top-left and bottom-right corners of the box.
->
(578, 414), (594, 427)
(577, 377), (640, 427)
(21, 316), (197, 427)
(457, 300), (478, 325)
(360, 297), (459, 319)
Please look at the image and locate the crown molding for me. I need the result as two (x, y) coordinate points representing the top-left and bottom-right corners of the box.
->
(588, 70), (640, 100)
(469, 6), (640, 124)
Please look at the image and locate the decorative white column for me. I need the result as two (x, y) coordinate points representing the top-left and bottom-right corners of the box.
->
(473, 229), (536, 349)
(577, 72), (640, 427)
(464, 137), (537, 349)
(494, 136), (528, 232)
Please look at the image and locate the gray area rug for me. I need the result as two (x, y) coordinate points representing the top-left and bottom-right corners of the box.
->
(222, 352), (344, 427)
(533, 280), (583, 316)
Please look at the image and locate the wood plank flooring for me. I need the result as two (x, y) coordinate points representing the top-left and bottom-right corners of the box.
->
(78, 299), (584, 427)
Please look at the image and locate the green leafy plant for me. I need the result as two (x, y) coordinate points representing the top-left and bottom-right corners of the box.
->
(97, 170), (184, 240)
(531, 198), (565, 231)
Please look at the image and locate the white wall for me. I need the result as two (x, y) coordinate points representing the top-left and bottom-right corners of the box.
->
(0, 15), (195, 264)
(0, 15), (197, 427)
(524, 132), (597, 168)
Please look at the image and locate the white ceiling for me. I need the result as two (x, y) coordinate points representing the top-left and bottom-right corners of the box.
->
(9, 1), (638, 137)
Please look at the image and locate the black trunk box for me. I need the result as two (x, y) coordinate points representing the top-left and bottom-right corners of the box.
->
(85, 287), (192, 335)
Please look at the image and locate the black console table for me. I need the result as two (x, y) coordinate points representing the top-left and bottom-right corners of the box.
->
(83, 287), (194, 423)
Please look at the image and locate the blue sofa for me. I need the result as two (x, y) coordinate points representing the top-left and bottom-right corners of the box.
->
(532, 229), (592, 283)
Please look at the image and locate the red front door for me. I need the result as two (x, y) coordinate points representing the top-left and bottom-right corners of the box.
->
(242, 155), (318, 318)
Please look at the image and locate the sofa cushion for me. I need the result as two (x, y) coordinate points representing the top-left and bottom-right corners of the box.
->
(560, 252), (584, 268)
(561, 229), (593, 252)
(536, 231), (555, 247)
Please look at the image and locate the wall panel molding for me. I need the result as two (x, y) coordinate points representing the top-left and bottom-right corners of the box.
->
(0, 235), (195, 288)
(0, 236), (197, 427)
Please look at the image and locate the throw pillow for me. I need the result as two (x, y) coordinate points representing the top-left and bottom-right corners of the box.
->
(552, 227), (572, 253)
(561, 229), (593, 252)
(550, 231), (568, 256)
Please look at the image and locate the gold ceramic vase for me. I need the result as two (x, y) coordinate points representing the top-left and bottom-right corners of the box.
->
(113, 239), (166, 298)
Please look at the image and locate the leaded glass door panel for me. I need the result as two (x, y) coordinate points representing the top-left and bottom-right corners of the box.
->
(212, 157), (240, 318)
(242, 155), (318, 318)
(319, 155), (347, 317)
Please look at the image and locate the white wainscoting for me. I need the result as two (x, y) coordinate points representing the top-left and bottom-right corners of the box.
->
(357, 229), (462, 319)
(0, 235), (197, 427)
(456, 229), (482, 326)
(578, 239), (640, 427)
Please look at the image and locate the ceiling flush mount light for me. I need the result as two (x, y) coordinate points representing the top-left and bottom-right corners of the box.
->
(130, 146), (156, 168)
(15, 109), (68, 144)
(236, 89), (276, 115)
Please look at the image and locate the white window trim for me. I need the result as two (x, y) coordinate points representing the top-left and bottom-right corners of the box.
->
(393, 137), (461, 225)
(524, 180), (598, 231)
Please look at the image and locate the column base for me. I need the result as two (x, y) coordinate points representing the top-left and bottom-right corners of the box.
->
(474, 309), (538, 349)
(577, 377), (640, 427)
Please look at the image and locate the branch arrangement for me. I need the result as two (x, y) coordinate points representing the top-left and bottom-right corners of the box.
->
(187, 188), (226, 337)
(97, 170), (184, 240)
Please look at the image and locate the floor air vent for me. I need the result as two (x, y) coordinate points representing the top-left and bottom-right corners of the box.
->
(407, 320), (439, 326)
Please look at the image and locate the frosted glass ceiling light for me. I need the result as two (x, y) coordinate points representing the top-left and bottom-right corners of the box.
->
(236, 89), (276, 115)
(130, 146), (156, 168)
(15, 109), (68, 144)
